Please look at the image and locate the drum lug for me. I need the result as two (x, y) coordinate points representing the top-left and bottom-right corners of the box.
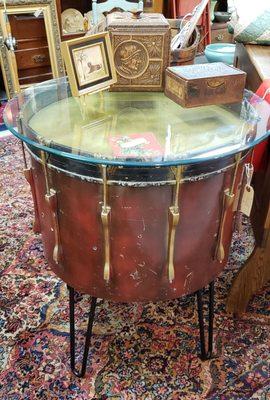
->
(20, 141), (41, 234)
(167, 205), (180, 283)
(40, 150), (62, 265)
(45, 189), (62, 265)
(215, 153), (242, 262)
(101, 205), (111, 282)
(215, 189), (235, 262)
(101, 165), (112, 283)
(24, 167), (41, 234)
(166, 166), (184, 283)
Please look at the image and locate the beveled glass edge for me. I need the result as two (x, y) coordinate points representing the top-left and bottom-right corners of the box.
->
(4, 79), (270, 168)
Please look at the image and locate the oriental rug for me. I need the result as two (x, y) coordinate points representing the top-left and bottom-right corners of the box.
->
(0, 136), (269, 400)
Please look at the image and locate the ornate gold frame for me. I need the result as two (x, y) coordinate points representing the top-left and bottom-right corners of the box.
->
(0, 0), (64, 98)
(61, 32), (117, 97)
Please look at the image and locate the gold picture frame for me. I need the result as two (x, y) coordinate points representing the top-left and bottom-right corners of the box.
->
(61, 32), (117, 97)
(0, 0), (64, 99)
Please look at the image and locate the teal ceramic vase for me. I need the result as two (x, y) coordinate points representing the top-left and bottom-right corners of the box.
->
(205, 43), (236, 65)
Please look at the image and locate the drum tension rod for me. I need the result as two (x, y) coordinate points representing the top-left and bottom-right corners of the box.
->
(41, 150), (62, 265)
(215, 152), (242, 262)
(21, 141), (41, 233)
(167, 165), (184, 283)
(101, 165), (111, 283)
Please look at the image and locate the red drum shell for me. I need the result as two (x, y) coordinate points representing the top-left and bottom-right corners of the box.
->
(30, 153), (245, 302)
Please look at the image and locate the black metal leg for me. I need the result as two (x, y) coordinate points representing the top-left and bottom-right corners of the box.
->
(196, 281), (215, 361)
(68, 286), (97, 378)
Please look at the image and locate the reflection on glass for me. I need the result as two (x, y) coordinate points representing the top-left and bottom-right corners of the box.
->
(3, 77), (270, 166)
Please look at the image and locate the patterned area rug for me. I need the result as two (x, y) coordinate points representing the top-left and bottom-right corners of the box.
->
(0, 136), (269, 400)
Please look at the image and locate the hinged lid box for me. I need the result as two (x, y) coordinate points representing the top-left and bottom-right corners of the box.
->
(165, 62), (247, 108)
(107, 12), (171, 91)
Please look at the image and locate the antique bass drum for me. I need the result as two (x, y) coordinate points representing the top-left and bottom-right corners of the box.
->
(4, 78), (270, 303)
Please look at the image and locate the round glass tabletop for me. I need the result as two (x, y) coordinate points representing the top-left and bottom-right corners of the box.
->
(4, 76), (270, 167)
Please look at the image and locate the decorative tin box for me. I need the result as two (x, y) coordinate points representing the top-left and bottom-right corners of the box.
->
(107, 11), (171, 91)
(165, 62), (247, 108)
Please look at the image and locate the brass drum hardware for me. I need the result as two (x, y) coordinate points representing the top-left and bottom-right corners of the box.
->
(24, 167), (41, 234)
(101, 165), (112, 283)
(20, 142), (41, 232)
(45, 189), (62, 264)
(167, 166), (184, 283)
(41, 150), (62, 264)
(215, 153), (242, 262)
(40, 150), (50, 195)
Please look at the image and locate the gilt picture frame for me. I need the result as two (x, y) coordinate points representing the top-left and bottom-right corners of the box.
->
(61, 32), (117, 97)
(0, 0), (64, 99)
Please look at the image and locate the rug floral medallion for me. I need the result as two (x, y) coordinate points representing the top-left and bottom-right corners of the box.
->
(0, 136), (269, 400)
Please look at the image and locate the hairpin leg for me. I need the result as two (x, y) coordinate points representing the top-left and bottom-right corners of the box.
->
(196, 281), (215, 360)
(68, 286), (97, 378)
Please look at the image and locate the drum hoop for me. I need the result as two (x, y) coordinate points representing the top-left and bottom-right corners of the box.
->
(26, 145), (247, 187)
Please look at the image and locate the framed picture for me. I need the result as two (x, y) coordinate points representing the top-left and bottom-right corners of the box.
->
(0, 0), (64, 99)
(61, 32), (117, 97)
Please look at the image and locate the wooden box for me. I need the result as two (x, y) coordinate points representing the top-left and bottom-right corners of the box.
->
(107, 12), (171, 91)
(165, 62), (247, 108)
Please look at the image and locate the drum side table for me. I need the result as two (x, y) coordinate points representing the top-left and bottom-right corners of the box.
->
(4, 77), (270, 377)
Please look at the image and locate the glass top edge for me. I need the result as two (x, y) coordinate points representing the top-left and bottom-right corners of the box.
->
(4, 77), (270, 167)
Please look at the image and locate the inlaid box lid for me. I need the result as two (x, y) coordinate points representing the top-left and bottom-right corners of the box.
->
(106, 11), (169, 29)
(168, 63), (246, 81)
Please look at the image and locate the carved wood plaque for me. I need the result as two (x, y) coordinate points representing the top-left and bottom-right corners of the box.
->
(107, 13), (171, 92)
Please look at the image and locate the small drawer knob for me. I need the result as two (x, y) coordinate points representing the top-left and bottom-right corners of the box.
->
(32, 54), (46, 63)
(216, 33), (224, 42)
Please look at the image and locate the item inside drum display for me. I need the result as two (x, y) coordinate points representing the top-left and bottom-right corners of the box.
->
(61, 31), (117, 97)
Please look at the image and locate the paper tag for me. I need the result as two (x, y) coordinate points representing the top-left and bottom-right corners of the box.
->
(34, 9), (43, 17)
(240, 185), (254, 217)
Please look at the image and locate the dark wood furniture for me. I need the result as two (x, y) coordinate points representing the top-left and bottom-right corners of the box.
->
(211, 22), (233, 44)
(227, 42), (270, 314)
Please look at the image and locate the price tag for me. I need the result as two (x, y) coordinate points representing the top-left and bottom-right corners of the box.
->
(240, 185), (254, 216)
(240, 163), (254, 217)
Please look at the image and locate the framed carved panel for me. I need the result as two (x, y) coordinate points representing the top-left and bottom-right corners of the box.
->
(107, 12), (170, 92)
